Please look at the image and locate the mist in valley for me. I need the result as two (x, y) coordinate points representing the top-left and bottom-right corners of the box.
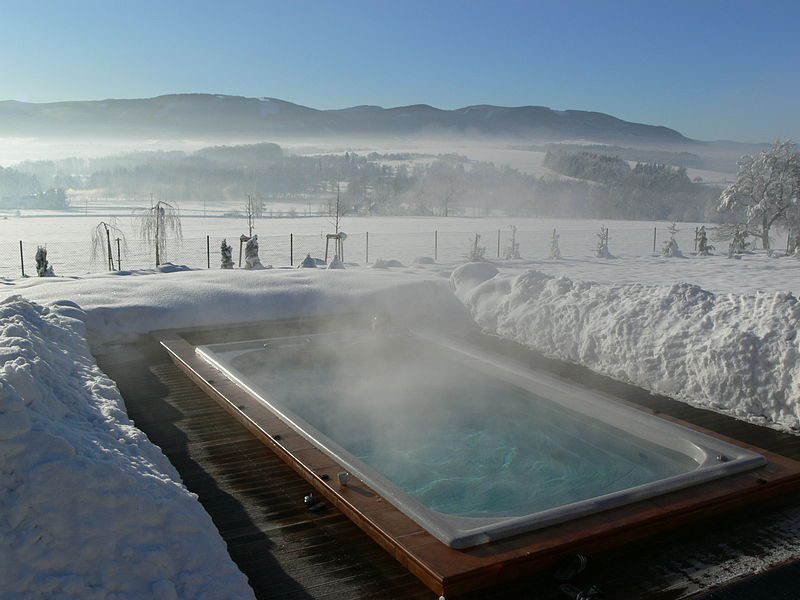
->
(0, 126), (745, 225)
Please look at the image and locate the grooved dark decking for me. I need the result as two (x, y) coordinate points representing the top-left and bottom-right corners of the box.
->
(97, 330), (800, 600)
(693, 560), (800, 599)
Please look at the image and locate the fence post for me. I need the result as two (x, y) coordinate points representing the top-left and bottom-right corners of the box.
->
(652, 227), (657, 253)
(206, 235), (211, 268)
(366, 232), (369, 264)
(105, 227), (114, 271)
(290, 233), (293, 266)
(434, 230), (438, 261)
(19, 241), (25, 277)
(497, 229), (501, 258)
(116, 238), (121, 271)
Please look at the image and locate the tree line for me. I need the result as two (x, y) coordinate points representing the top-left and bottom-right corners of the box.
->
(541, 150), (720, 221)
(3, 142), (724, 222)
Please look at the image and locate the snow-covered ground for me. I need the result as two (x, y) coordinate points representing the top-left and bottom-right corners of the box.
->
(5, 267), (471, 347)
(452, 262), (800, 431)
(481, 252), (800, 296)
(0, 214), (704, 244)
(0, 295), (255, 599)
(3, 213), (786, 291)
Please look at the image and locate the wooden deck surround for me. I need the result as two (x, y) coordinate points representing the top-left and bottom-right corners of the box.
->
(156, 320), (800, 599)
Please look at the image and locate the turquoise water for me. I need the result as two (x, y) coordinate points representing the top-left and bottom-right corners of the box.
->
(229, 334), (696, 518)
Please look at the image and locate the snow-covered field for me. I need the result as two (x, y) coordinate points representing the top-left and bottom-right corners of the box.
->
(4, 213), (794, 295)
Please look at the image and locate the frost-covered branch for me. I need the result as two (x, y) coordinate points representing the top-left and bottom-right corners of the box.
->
(90, 219), (127, 270)
(136, 200), (182, 267)
(718, 139), (800, 252)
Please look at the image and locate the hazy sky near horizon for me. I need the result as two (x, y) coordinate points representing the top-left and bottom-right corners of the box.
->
(1, 0), (797, 143)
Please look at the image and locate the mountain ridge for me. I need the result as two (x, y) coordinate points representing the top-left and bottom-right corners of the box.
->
(0, 93), (701, 146)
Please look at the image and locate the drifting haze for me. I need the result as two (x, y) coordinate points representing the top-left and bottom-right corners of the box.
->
(0, 94), (771, 223)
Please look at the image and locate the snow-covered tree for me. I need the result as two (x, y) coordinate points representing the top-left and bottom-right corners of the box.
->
(299, 254), (317, 268)
(330, 180), (343, 234)
(35, 246), (55, 277)
(244, 234), (264, 270)
(550, 228), (561, 259)
(136, 199), (182, 267)
(596, 226), (612, 258)
(727, 225), (749, 258)
(696, 226), (714, 255)
(468, 233), (486, 261)
(220, 238), (234, 269)
(90, 219), (126, 271)
(504, 225), (521, 260)
(327, 255), (345, 269)
(661, 222), (683, 257)
(718, 139), (800, 253)
(787, 228), (800, 256)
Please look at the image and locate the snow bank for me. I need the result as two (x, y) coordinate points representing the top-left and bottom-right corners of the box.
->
(6, 268), (473, 348)
(0, 296), (254, 599)
(452, 265), (800, 431)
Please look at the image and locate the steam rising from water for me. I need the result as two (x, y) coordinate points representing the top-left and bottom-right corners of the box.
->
(226, 330), (694, 517)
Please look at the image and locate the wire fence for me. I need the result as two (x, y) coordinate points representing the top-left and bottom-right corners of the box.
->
(1, 225), (749, 279)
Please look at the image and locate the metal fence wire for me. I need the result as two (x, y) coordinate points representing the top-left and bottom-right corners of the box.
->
(0, 226), (744, 279)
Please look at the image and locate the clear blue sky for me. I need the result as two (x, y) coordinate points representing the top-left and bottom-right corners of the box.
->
(1, 0), (797, 142)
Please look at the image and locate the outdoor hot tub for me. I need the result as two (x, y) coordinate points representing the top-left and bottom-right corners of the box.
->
(195, 328), (766, 549)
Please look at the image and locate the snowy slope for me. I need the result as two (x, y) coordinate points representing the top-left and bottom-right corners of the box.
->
(5, 267), (471, 347)
(0, 295), (255, 599)
(452, 263), (800, 431)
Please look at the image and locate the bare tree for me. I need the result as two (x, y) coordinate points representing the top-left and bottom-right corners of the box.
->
(440, 175), (456, 217)
(411, 166), (428, 214)
(90, 218), (126, 271)
(430, 162), (462, 217)
(252, 195), (264, 218)
(468, 234), (486, 261)
(330, 179), (343, 234)
(244, 195), (257, 237)
(137, 199), (182, 267)
(505, 225), (521, 259)
(718, 139), (800, 252)
(550, 228), (561, 259)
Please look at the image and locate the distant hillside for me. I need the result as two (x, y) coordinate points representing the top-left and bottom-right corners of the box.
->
(0, 94), (695, 145)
